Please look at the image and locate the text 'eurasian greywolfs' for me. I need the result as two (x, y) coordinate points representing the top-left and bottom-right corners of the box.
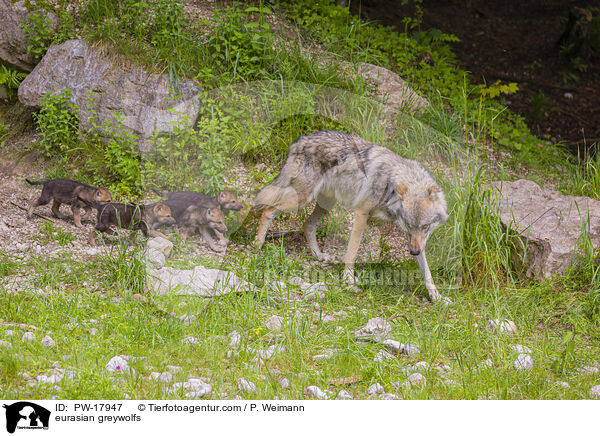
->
(253, 130), (450, 303)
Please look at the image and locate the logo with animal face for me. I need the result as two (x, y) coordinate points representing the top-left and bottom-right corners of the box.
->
(3, 402), (51, 433)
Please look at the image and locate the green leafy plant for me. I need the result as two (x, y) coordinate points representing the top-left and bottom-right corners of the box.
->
(0, 65), (27, 99)
(20, 10), (55, 61)
(82, 95), (142, 198)
(478, 80), (519, 99)
(34, 89), (79, 156)
(0, 122), (9, 148)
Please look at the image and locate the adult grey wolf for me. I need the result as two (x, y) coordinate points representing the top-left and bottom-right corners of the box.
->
(252, 130), (450, 303)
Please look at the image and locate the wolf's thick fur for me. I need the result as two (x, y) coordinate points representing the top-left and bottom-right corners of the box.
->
(26, 178), (111, 227)
(253, 130), (449, 302)
(179, 205), (228, 251)
(80, 199), (175, 245)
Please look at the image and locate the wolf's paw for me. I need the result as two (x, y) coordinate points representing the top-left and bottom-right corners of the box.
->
(217, 238), (229, 246)
(316, 252), (336, 263)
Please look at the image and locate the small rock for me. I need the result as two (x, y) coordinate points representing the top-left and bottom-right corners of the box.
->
(105, 356), (132, 374)
(228, 331), (241, 348)
(312, 349), (335, 362)
(373, 350), (394, 362)
(0, 340), (12, 349)
(366, 383), (385, 395)
(41, 335), (56, 348)
(509, 344), (532, 354)
(5, 330), (16, 336)
(166, 365), (182, 374)
(265, 315), (285, 330)
(279, 378), (290, 389)
(336, 390), (353, 400)
(288, 277), (305, 286)
(407, 361), (430, 372)
(577, 366), (599, 375)
(479, 359), (493, 369)
(269, 281), (287, 293)
(564, 92), (573, 99)
(89, 328), (98, 336)
(487, 319), (517, 335)
(556, 381), (571, 389)
(179, 314), (197, 325)
(21, 332), (35, 342)
(302, 282), (327, 301)
(408, 373), (426, 385)
(589, 385), (600, 399)
(181, 336), (200, 345)
(147, 237), (173, 257)
(379, 393), (398, 400)
(335, 326), (345, 333)
(514, 354), (533, 371)
(305, 385), (328, 399)
(150, 372), (173, 383)
(354, 317), (392, 341)
(146, 248), (166, 269)
(131, 293), (147, 303)
(237, 378), (256, 393)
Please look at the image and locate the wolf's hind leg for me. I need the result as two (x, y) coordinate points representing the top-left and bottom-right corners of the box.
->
(416, 251), (452, 305)
(254, 207), (281, 250)
(342, 210), (368, 283)
(304, 193), (335, 262)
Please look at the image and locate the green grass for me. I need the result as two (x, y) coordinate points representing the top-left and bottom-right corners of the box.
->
(2, 237), (599, 400)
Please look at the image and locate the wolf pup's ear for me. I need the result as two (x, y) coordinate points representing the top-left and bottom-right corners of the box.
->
(428, 185), (441, 199)
(396, 183), (408, 200)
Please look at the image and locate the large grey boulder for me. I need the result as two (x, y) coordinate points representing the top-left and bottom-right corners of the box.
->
(493, 179), (600, 279)
(18, 39), (201, 151)
(0, 0), (56, 71)
(147, 265), (257, 296)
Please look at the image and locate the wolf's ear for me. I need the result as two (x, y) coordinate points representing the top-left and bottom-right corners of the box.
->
(155, 203), (166, 213)
(396, 183), (408, 200)
(428, 185), (441, 199)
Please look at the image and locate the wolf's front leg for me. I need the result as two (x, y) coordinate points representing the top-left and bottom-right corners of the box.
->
(415, 251), (452, 305)
(212, 228), (229, 246)
(342, 211), (368, 284)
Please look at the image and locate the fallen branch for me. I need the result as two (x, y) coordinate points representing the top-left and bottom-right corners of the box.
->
(10, 201), (62, 225)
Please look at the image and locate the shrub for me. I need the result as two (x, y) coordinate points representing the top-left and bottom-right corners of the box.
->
(34, 89), (79, 156)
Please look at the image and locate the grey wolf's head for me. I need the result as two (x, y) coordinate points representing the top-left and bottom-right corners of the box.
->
(395, 182), (448, 256)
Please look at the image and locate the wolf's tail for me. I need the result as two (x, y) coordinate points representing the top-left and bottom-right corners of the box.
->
(151, 188), (167, 197)
(252, 183), (298, 210)
(25, 179), (45, 185)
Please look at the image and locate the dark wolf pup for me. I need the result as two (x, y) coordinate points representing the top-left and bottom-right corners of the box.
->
(253, 130), (450, 303)
(26, 178), (112, 227)
(79, 199), (175, 245)
(179, 204), (228, 251)
(152, 189), (243, 213)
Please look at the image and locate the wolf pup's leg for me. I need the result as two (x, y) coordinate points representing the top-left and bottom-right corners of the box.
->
(415, 251), (452, 305)
(303, 193), (336, 262)
(200, 227), (225, 252)
(71, 204), (84, 227)
(51, 199), (65, 219)
(342, 210), (368, 283)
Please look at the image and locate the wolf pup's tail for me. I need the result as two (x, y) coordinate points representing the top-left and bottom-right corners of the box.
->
(25, 179), (45, 185)
(151, 188), (166, 197)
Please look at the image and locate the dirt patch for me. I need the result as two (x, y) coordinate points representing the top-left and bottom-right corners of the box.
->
(352, 0), (600, 154)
